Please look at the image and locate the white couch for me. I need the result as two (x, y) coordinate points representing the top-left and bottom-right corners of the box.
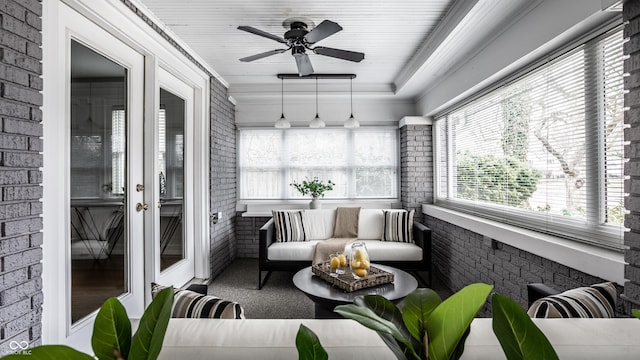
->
(258, 208), (431, 289)
(151, 318), (640, 359)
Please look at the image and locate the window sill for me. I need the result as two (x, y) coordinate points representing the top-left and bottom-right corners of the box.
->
(238, 200), (402, 217)
(422, 204), (626, 285)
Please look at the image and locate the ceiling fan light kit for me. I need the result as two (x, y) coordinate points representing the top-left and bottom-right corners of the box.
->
(238, 17), (365, 76)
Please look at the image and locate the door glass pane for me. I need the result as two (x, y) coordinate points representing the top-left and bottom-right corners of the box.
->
(70, 40), (127, 323)
(159, 89), (185, 271)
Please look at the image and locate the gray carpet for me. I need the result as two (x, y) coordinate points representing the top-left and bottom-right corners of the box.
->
(207, 258), (452, 319)
(207, 258), (314, 319)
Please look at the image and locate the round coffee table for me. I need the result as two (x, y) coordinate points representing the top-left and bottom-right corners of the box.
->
(293, 264), (418, 318)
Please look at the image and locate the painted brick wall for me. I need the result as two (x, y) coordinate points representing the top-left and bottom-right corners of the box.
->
(209, 78), (237, 278)
(235, 214), (269, 258)
(0, 0), (44, 351)
(425, 215), (611, 315)
(400, 124), (433, 221)
(623, 0), (640, 313)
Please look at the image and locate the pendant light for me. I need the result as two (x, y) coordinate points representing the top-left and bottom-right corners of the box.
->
(309, 77), (325, 128)
(344, 77), (359, 128)
(274, 77), (291, 128)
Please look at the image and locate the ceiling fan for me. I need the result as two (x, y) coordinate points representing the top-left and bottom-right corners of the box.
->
(238, 17), (365, 76)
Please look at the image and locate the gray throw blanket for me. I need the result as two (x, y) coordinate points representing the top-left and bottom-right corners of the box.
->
(312, 237), (356, 265)
(312, 207), (361, 265)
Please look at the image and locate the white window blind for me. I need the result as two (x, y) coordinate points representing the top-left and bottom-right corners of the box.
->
(435, 28), (625, 249)
(238, 128), (398, 200)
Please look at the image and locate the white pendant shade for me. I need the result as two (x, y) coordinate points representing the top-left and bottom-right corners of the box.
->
(344, 114), (359, 128)
(309, 114), (325, 128)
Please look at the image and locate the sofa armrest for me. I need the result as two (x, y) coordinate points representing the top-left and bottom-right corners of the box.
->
(527, 283), (561, 307)
(413, 221), (432, 265)
(259, 218), (275, 267)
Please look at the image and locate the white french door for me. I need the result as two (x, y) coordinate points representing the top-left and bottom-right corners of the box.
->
(151, 68), (196, 287)
(44, 3), (145, 351)
(44, 1), (211, 353)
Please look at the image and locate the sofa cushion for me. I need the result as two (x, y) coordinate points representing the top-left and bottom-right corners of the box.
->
(273, 210), (305, 242)
(267, 240), (320, 261)
(527, 282), (617, 318)
(382, 209), (414, 243)
(333, 207), (361, 238)
(358, 209), (384, 240)
(363, 240), (423, 262)
(151, 283), (246, 319)
(302, 209), (336, 240)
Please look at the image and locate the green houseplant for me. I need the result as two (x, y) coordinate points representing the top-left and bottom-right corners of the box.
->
(1, 287), (174, 360)
(296, 284), (559, 360)
(290, 177), (335, 209)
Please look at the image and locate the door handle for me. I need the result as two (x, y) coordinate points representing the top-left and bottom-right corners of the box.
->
(136, 202), (149, 212)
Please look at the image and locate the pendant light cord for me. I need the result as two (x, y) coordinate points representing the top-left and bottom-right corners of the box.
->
(350, 77), (353, 117)
(281, 77), (284, 117)
(315, 77), (318, 117)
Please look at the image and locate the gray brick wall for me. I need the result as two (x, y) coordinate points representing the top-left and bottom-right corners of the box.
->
(209, 78), (237, 278)
(425, 215), (611, 316)
(235, 214), (270, 258)
(400, 124), (433, 222)
(0, 0), (43, 351)
(623, 0), (640, 313)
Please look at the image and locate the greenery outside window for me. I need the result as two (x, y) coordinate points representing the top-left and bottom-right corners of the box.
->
(238, 128), (398, 200)
(434, 27), (625, 250)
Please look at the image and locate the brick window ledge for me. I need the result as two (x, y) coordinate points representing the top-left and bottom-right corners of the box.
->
(423, 204), (625, 284)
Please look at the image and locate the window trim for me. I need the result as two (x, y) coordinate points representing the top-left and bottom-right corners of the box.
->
(432, 23), (626, 251)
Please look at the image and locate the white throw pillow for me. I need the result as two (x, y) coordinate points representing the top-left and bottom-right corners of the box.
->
(358, 209), (383, 240)
(302, 209), (336, 240)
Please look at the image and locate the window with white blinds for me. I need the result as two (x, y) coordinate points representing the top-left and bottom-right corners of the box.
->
(434, 28), (625, 249)
(238, 128), (398, 199)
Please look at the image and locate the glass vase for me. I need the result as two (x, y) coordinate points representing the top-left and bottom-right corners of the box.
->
(349, 242), (370, 279)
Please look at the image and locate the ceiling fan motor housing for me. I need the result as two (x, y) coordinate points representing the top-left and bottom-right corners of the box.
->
(284, 21), (310, 46)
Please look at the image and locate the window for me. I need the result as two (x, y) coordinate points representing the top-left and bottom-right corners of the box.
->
(238, 128), (398, 199)
(434, 28), (625, 249)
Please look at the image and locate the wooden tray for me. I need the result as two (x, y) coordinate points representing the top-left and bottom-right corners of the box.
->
(311, 262), (394, 292)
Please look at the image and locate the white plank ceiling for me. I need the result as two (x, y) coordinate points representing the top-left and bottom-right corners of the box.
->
(137, 0), (533, 100)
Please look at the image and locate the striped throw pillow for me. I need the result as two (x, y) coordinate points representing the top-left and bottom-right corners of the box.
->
(151, 283), (245, 319)
(382, 209), (415, 243)
(527, 282), (617, 318)
(272, 210), (305, 242)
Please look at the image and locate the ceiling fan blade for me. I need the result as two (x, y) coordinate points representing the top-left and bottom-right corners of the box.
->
(237, 25), (287, 44)
(239, 49), (288, 62)
(293, 52), (314, 76)
(313, 46), (365, 62)
(304, 20), (342, 44)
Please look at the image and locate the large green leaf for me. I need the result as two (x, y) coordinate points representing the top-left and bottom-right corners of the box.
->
(354, 295), (419, 360)
(129, 286), (174, 360)
(426, 283), (492, 360)
(295, 324), (328, 360)
(632, 309), (640, 320)
(401, 288), (442, 343)
(334, 303), (417, 354)
(0, 345), (94, 360)
(92, 297), (132, 360)
(491, 293), (559, 360)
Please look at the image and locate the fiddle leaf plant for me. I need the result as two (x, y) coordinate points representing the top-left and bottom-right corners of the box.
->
(290, 177), (335, 199)
(296, 283), (560, 360)
(327, 283), (493, 360)
(1, 287), (174, 360)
